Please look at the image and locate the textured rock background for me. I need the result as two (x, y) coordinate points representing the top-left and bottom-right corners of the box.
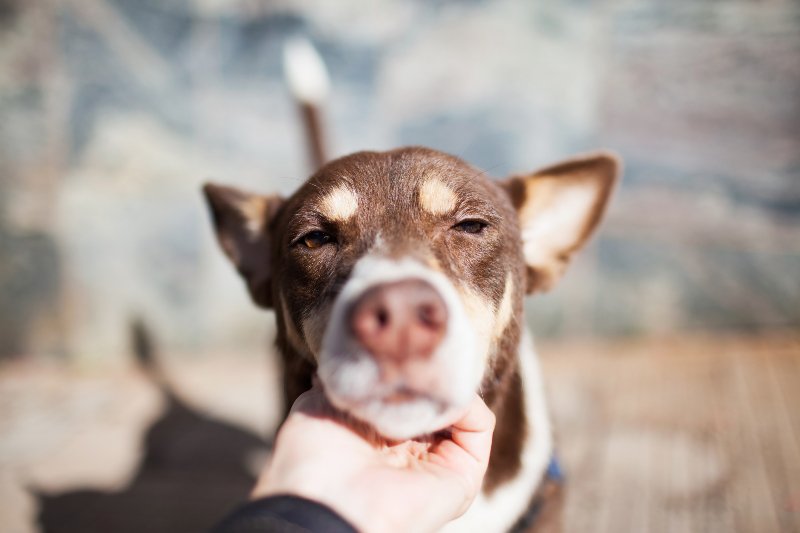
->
(1, 0), (798, 360)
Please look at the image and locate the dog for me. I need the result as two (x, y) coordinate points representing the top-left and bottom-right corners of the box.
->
(202, 40), (619, 533)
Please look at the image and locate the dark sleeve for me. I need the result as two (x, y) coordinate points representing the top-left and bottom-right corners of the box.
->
(212, 494), (358, 533)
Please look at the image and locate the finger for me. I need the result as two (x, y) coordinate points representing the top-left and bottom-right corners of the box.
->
(285, 384), (386, 449)
(448, 394), (495, 466)
(424, 394), (495, 506)
(289, 384), (329, 416)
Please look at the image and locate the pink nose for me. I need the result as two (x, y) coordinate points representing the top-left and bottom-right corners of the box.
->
(349, 279), (448, 362)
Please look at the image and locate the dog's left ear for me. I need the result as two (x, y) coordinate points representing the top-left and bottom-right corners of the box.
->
(202, 183), (284, 308)
(500, 152), (621, 293)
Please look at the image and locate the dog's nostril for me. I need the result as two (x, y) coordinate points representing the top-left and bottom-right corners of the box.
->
(417, 304), (440, 328)
(349, 278), (448, 361)
(376, 308), (390, 327)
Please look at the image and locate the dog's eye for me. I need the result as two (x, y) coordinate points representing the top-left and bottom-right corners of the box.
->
(301, 231), (334, 249)
(452, 220), (488, 234)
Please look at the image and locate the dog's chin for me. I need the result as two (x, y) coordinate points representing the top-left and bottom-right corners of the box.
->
(324, 390), (465, 441)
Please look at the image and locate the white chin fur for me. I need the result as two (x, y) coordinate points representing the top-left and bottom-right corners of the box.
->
(317, 255), (484, 439)
(326, 392), (462, 441)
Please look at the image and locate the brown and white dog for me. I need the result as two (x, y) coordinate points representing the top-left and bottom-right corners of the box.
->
(202, 41), (619, 533)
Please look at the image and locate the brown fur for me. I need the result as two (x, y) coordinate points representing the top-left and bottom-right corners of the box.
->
(269, 149), (528, 492)
(512, 477), (565, 533)
(203, 146), (619, 527)
(481, 356), (526, 493)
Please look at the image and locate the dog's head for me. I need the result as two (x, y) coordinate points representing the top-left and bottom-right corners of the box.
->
(204, 147), (618, 439)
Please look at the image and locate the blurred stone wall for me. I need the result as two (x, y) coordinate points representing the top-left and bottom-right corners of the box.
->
(0, 0), (798, 360)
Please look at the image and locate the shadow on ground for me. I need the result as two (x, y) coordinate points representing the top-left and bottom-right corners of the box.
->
(35, 321), (271, 532)
(35, 387), (270, 533)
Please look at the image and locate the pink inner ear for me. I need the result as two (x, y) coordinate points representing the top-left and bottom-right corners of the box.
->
(521, 176), (605, 255)
(202, 182), (284, 309)
(511, 153), (620, 293)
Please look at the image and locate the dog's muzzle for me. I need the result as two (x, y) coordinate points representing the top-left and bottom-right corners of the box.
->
(349, 279), (447, 369)
(317, 256), (483, 439)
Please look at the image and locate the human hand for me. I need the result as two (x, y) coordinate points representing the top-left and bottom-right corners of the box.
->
(252, 385), (495, 533)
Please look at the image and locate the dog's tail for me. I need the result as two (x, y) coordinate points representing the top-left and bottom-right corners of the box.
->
(283, 37), (330, 171)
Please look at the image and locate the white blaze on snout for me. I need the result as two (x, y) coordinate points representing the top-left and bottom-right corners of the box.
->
(317, 255), (484, 439)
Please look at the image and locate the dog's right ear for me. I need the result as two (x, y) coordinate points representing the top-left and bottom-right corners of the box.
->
(202, 183), (284, 309)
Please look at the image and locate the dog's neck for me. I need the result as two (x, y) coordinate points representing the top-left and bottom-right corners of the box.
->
(274, 308), (531, 496)
(443, 327), (553, 532)
(480, 320), (527, 494)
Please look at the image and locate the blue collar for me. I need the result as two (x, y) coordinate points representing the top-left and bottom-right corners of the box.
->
(545, 455), (564, 483)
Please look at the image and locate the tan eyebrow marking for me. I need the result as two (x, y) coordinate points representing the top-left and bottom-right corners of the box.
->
(319, 185), (359, 221)
(419, 177), (457, 215)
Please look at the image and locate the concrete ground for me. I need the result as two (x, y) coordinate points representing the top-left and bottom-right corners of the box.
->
(0, 333), (798, 532)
